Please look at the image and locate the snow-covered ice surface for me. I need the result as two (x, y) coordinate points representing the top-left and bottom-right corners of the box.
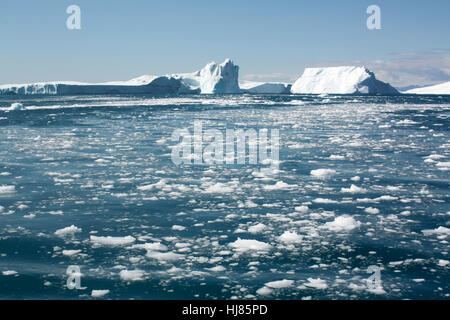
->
(0, 59), (240, 95)
(0, 93), (449, 299)
(405, 81), (450, 95)
(291, 66), (399, 95)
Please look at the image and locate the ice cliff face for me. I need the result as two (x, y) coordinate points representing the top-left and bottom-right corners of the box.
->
(197, 59), (240, 94)
(291, 66), (399, 95)
(0, 59), (240, 95)
(405, 81), (450, 95)
(173, 59), (240, 94)
(0, 76), (190, 95)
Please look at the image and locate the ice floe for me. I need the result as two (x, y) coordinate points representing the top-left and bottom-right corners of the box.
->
(90, 235), (136, 246)
(265, 279), (294, 289)
(54, 225), (82, 237)
(229, 239), (272, 253)
(0, 185), (15, 194)
(321, 215), (361, 232)
(303, 278), (328, 289)
(278, 231), (303, 244)
(119, 269), (145, 281)
(91, 289), (110, 298)
(310, 169), (336, 178)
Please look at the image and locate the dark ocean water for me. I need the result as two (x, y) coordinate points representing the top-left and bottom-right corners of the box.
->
(0, 94), (448, 300)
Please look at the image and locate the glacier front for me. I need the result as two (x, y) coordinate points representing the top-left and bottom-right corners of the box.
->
(291, 66), (399, 95)
(0, 59), (240, 96)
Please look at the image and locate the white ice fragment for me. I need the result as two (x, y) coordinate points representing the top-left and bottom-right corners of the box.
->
(278, 231), (303, 244)
(90, 235), (136, 246)
(341, 184), (367, 194)
(294, 206), (309, 213)
(172, 225), (186, 231)
(91, 290), (110, 298)
(146, 251), (184, 262)
(0, 185), (15, 194)
(310, 169), (336, 178)
(304, 278), (328, 289)
(256, 287), (273, 296)
(422, 226), (450, 236)
(229, 238), (272, 253)
(62, 250), (81, 257)
(248, 223), (267, 234)
(55, 225), (82, 237)
(119, 270), (145, 281)
(321, 215), (361, 232)
(364, 207), (380, 214)
(265, 279), (294, 289)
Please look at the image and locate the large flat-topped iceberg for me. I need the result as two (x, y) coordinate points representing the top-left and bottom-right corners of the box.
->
(0, 59), (240, 95)
(291, 66), (399, 95)
(405, 81), (450, 95)
(0, 76), (190, 95)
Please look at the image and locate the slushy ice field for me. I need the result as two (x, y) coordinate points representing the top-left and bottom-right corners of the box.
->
(0, 94), (448, 299)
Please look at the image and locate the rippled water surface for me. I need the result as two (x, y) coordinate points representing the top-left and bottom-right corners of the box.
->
(0, 94), (449, 299)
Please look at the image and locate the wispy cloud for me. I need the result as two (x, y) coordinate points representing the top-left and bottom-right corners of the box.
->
(309, 49), (450, 89)
(241, 49), (450, 89)
(366, 49), (450, 88)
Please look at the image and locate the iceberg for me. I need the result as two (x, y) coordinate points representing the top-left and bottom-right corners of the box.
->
(239, 81), (291, 94)
(0, 76), (190, 95)
(0, 59), (240, 95)
(405, 81), (450, 95)
(291, 66), (399, 95)
(174, 58), (240, 94)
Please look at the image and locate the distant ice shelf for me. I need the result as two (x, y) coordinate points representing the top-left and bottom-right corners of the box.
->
(405, 81), (450, 95)
(239, 81), (291, 94)
(0, 59), (241, 95)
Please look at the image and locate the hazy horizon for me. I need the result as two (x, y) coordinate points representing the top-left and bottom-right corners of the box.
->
(1, 0), (449, 88)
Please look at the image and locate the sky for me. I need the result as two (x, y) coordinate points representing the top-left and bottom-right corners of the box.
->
(1, 0), (449, 88)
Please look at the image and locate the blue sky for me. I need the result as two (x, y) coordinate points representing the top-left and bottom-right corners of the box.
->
(1, 0), (449, 88)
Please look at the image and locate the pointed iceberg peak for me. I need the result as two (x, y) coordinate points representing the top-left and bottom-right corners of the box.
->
(291, 66), (399, 95)
(198, 59), (240, 94)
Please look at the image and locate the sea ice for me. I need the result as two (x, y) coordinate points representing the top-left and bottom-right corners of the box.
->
(91, 290), (110, 298)
(304, 278), (328, 289)
(0, 185), (15, 194)
(278, 231), (303, 244)
(248, 223), (267, 234)
(229, 238), (272, 252)
(321, 215), (361, 232)
(341, 184), (367, 194)
(55, 225), (82, 237)
(256, 286), (273, 296)
(119, 269), (145, 281)
(310, 169), (336, 178)
(264, 279), (294, 289)
(90, 235), (136, 246)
